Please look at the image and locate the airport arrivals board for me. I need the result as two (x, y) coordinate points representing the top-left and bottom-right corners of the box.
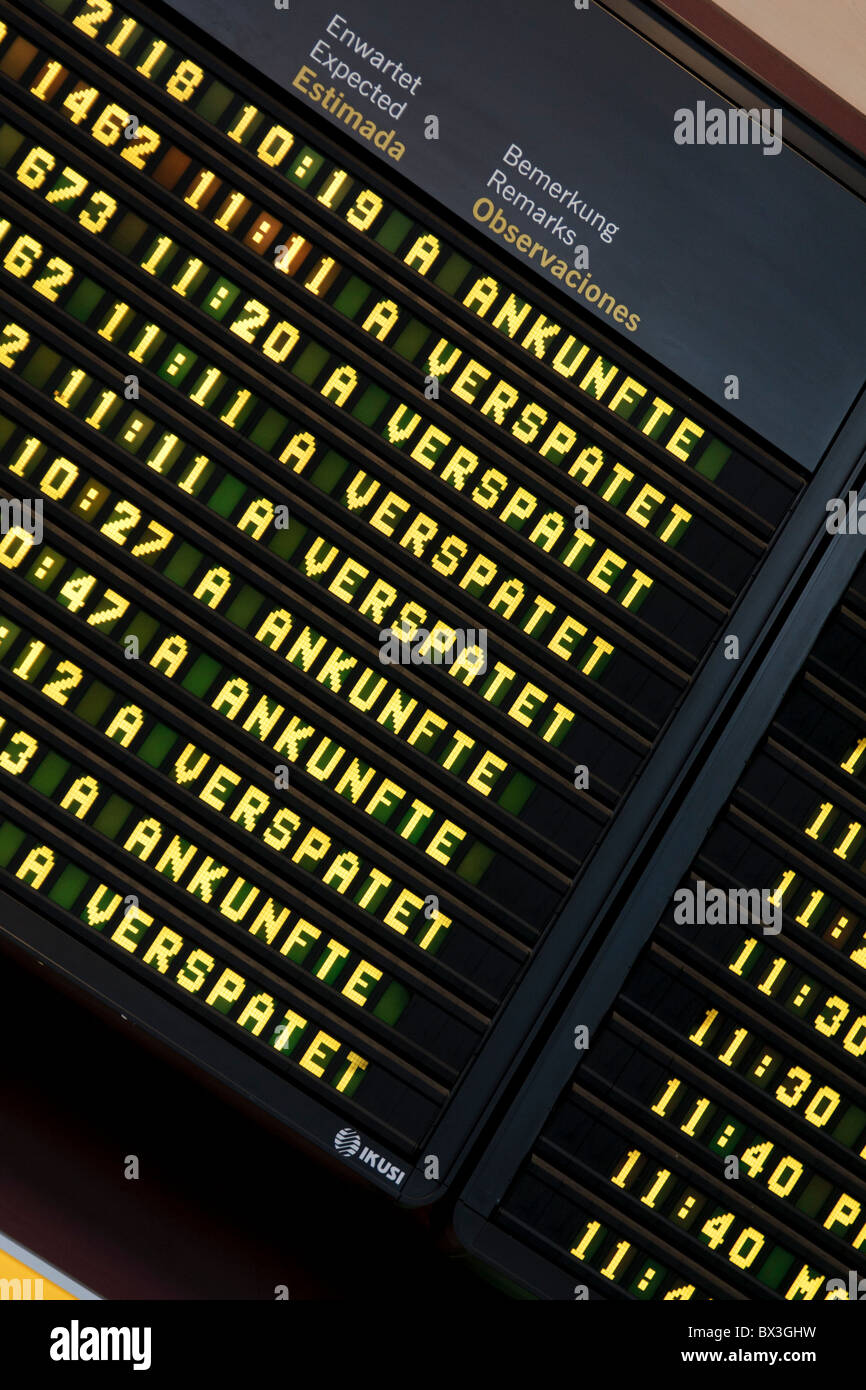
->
(0, 0), (865, 1234)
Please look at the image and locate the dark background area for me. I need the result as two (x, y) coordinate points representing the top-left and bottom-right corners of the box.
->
(0, 948), (506, 1299)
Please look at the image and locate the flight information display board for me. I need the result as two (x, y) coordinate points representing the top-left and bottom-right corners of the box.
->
(168, 0), (866, 467)
(456, 552), (866, 1296)
(0, 0), (855, 1201)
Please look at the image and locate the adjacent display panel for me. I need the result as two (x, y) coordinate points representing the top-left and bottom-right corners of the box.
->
(0, 0), (856, 1199)
(456, 552), (866, 1295)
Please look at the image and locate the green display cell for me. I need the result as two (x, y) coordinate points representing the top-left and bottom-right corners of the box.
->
(28, 752), (70, 796)
(7, 435), (46, 477)
(250, 407), (289, 451)
(696, 439), (733, 481)
(375, 210), (412, 252)
(223, 106), (264, 147)
(755, 1247), (794, 1291)
(333, 1054), (365, 1098)
(207, 475), (246, 517)
(610, 386), (645, 423)
(137, 723), (178, 768)
(173, 457), (213, 497)
(55, 570), (95, 612)
(20, 346), (60, 388)
(181, 653), (221, 696)
(216, 389), (254, 431)
(435, 253), (473, 294)
(137, 235), (179, 280)
(226, 586), (265, 629)
(109, 213), (150, 256)
(65, 279), (106, 324)
(27, 548), (65, 592)
(333, 276), (372, 320)
(833, 1105), (866, 1146)
(312, 946), (345, 986)
(201, 275), (241, 321)
(46, 169), (89, 211)
(629, 1262), (666, 1300)
(795, 1175), (832, 1219)
(220, 878), (257, 919)
(268, 1019), (301, 1054)
(115, 411), (153, 453)
(708, 1117), (744, 1150)
(393, 320), (430, 362)
(290, 342), (329, 384)
(372, 981), (408, 1025)
(167, 258), (208, 299)
(82, 394), (124, 437)
(0, 820), (25, 866)
(11, 642), (51, 682)
(479, 667), (509, 706)
(286, 629), (326, 672)
(351, 385), (389, 425)
(142, 433), (185, 475)
(135, 37), (173, 78)
(311, 451), (349, 495)
(125, 326), (165, 366)
(496, 773), (534, 814)
(94, 303), (132, 345)
(354, 872), (388, 915)
(456, 843), (495, 885)
(163, 542), (202, 586)
(122, 613), (159, 651)
(74, 680), (114, 726)
(268, 518), (306, 560)
(158, 343), (198, 384)
(581, 356), (616, 400)
(0, 414), (13, 447)
(196, 81), (234, 123)
(0, 536), (32, 580)
(0, 124), (24, 167)
(102, 16), (138, 53)
(93, 794), (133, 839)
(787, 977), (817, 1014)
(195, 371), (234, 413)
(405, 718), (439, 756)
(47, 864), (89, 909)
(286, 146), (324, 186)
(39, 0), (74, 12)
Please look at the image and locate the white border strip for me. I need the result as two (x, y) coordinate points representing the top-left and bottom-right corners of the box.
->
(0, 1230), (101, 1300)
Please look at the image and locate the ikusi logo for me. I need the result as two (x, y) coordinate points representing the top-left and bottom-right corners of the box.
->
(334, 1126), (362, 1157)
(333, 1127), (406, 1185)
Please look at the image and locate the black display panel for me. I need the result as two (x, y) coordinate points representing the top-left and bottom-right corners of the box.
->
(457, 547), (866, 1295)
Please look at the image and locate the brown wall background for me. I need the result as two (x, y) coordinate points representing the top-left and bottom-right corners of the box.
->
(659, 0), (866, 155)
